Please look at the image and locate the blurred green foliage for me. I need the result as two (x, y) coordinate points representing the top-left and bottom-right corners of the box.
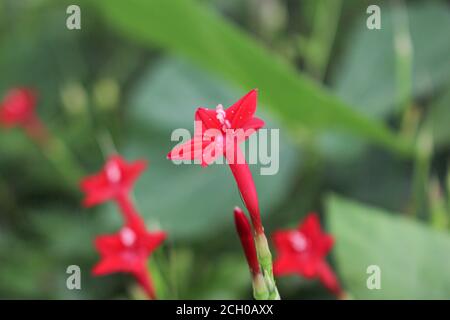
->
(0, 0), (449, 299)
(328, 196), (450, 299)
(94, 0), (410, 155)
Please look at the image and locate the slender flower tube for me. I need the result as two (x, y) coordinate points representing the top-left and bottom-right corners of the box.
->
(234, 207), (268, 299)
(228, 149), (263, 234)
(116, 192), (143, 224)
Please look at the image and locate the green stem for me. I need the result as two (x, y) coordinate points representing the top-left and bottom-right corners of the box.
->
(392, 0), (414, 137)
(24, 115), (84, 189)
(301, 0), (342, 80)
(255, 233), (280, 300)
(252, 273), (269, 300)
(0, 176), (19, 223)
(411, 129), (433, 217)
(447, 162), (450, 226)
(428, 177), (448, 230)
(40, 135), (85, 188)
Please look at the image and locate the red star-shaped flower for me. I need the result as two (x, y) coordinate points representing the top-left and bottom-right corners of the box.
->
(0, 88), (37, 127)
(93, 216), (166, 299)
(167, 89), (265, 234)
(80, 155), (147, 208)
(167, 89), (264, 166)
(272, 213), (342, 296)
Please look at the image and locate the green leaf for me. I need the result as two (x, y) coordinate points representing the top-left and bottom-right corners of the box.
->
(124, 58), (299, 240)
(332, 2), (450, 119)
(92, 0), (409, 155)
(327, 195), (450, 299)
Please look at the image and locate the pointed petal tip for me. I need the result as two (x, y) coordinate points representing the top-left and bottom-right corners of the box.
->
(233, 206), (244, 215)
(91, 264), (107, 276)
(166, 151), (172, 160)
(249, 88), (258, 97)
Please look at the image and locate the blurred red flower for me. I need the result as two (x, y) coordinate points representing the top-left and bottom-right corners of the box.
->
(0, 88), (36, 126)
(272, 213), (343, 296)
(0, 88), (48, 142)
(80, 155), (147, 208)
(167, 89), (265, 233)
(93, 216), (166, 299)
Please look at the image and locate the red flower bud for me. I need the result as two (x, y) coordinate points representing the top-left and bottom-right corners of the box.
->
(234, 207), (260, 277)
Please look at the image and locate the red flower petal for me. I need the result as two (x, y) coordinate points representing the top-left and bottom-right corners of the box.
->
(227, 89), (258, 129)
(92, 257), (132, 275)
(94, 233), (123, 256)
(242, 116), (265, 132)
(167, 137), (213, 166)
(195, 108), (221, 130)
(143, 231), (167, 252)
(317, 261), (342, 296)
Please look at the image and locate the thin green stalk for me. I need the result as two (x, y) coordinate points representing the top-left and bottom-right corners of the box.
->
(252, 272), (269, 300)
(255, 233), (280, 300)
(428, 177), (448, 230)
(148, 251), (171, 299)
(0, 176), (19, 223)
(411, 128), (433, 217)
(40, 135), (85, 188)
(300, 0), (342, 80)
(391, 0), (431, 219)
(446, 162), (450, 229)
(392, 0), (414, 136)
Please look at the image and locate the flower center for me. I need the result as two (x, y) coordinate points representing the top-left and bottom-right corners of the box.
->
(105, 161), (122, 183)
(291, 232), (308, 252)
(216, 104), (231, 131)
(120, 227), (136, 247)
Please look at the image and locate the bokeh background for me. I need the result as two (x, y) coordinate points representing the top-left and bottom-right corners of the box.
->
(0, 0), (450, 299)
